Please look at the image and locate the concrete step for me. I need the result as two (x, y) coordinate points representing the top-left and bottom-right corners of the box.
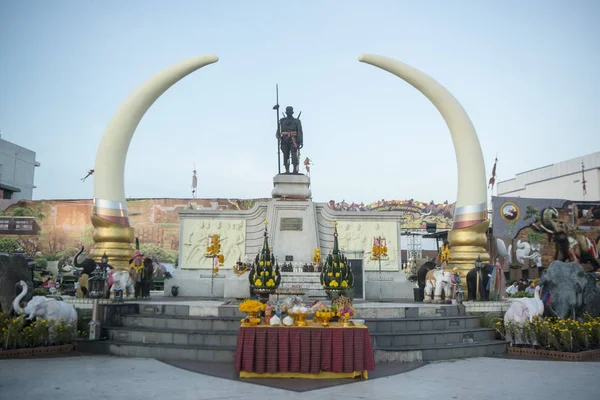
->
(374, 340), (508, 363)
(371, 328), (495, 347)
(121, 314), (241, 331)
(77, 339), (235, 362)
(364, 316), (480, 332)
(356, 304), (463, 319)
(106, 326), (238, 347)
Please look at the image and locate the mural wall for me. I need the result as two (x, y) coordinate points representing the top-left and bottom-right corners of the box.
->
(492, 196), (600, 280)
(2, 198), (452, 264)
(0, 198), (265, 256)
(327, 199), (455, 229)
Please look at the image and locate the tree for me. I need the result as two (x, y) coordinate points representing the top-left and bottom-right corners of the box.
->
(0, 238), (20, 253)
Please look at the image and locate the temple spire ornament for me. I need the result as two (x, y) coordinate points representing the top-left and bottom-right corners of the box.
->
(320, 221), (354, 299)
(248, 221), (281, 303)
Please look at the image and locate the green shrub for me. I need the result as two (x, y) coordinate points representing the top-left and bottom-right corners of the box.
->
(44, 253), (60, 261)
(0, 238), (20, 253)
(132, 243), (177, 264)
(34, 287), (50, 296)
(34, 257), (48, 270)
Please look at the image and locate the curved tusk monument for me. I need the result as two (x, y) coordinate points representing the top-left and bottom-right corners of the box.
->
(358, 54), (490, 280)
(92, 55), (219, 268)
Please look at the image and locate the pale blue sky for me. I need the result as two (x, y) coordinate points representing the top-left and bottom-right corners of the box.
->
(1, 1), (599, 204)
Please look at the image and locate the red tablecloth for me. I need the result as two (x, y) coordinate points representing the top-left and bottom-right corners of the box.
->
(234, 325), (376, 375)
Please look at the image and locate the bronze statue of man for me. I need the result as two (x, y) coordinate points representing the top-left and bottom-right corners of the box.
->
(276, 106), (303, 174)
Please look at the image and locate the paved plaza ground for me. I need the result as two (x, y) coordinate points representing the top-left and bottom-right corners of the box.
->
(0, 355), (597, 400)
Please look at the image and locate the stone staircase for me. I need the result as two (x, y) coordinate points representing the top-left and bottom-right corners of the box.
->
(278, 272), (325, 298)
(356, 304), (507, 362)
(77, 303), (241, 362)
(77, 302), (506, 363)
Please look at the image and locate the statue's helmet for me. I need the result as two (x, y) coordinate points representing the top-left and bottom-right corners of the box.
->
(285, 106), (294, 114)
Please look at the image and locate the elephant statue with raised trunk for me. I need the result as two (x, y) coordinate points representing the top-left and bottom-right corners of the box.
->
(12, 281), (78, 327)
(424, 267), (453, 303)
(72, 247), (113, 298)
(533, 207), (599, 271)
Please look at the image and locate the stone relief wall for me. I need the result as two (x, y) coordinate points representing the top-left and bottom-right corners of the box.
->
(180, 219), (246, 269)
(336, 221), (398, 269)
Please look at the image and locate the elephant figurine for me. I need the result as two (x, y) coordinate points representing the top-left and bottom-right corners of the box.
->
(12, 281), (77, 327)
(72, 247), (113, 298)
(534, 207), (599, 271)
(106, 270), (135, 300)
(537, 260), (600, 319)
(503, 286), (544, 345)
(466, 263), (494, 301)
(424, 267), (453, 303)
(509, 240), (542, 267)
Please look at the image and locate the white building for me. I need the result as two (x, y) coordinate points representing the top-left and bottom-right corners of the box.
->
(0, 135), (40, 200)
(497, 151), (600, 201)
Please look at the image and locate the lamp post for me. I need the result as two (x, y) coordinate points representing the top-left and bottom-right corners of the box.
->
(88, 262), (107, 340)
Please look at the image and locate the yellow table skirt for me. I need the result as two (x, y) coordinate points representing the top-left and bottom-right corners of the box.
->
(240, 370), (368, 380)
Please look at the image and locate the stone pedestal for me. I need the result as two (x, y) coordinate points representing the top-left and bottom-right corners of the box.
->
(266, 200), (319, 265)
(271, 174), (311, 199)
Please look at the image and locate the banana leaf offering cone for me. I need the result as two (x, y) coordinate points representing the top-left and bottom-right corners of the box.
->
(248, 222), (281, 292)
(320, 221), (354, 295)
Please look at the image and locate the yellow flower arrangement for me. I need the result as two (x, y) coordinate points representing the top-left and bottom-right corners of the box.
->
(315, 310), (335, 319)
(254, 279), (263, 286)
(266, 279), (276, 287)
(313, 248), (322, 264)
(341, 280), (348, 287)
(329, 281), (339, 287)
(239, 300), (266, 313)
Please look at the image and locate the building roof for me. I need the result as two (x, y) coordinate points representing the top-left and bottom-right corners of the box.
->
(0, 183), (21, 192)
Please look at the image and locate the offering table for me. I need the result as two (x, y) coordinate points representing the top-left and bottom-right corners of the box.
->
(234, 323), (375, 379)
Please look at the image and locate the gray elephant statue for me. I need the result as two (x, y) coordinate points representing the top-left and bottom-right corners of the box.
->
(534, 207), (600, 271)
(466, 264), (494, 301)
(0, 253), (34, 314)
(538, 260), (600, 319)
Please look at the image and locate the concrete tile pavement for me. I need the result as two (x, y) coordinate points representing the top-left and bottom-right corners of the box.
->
(0, 355), (597, 400)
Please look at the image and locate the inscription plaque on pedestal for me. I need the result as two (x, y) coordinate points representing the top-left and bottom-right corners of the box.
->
(280, 217), (303, 231)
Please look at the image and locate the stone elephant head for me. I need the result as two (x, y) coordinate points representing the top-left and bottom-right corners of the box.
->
(538, 260), (600, 319)
(22, 296), (50, 321)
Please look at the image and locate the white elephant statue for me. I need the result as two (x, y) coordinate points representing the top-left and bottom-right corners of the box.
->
(424, 267), (453, 303)
(12, 281), (78, 327)
(509, 240), (543, 267)
(107, 270), (135, 300)
(503, 286), (544, 345)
